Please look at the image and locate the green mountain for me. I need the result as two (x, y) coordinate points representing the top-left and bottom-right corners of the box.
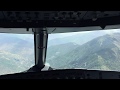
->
(0, 34), (34, 60)
(46, 33), (120, 71)
(0, 50), (34, 75)
(0, 34), (34, 75)
(1, 32), (120, 75)
(46, 42), (79, 62)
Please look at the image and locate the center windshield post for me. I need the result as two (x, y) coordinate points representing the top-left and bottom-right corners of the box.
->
(33, 28), (48, 70)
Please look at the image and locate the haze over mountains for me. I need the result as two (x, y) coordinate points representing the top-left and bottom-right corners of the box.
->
(47, 29), (120, 71)
(0, 33), (34, 74)
(48, 29), (119, 47)
(47, 33), (120, 71)
(0, 29), (120, 75)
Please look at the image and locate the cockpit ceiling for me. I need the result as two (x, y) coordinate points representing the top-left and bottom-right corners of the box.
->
(1, 11), (120, 21)
(0, 11), (120, 28)
(0, 25), (120, 34)
(0, 11), (120, 34)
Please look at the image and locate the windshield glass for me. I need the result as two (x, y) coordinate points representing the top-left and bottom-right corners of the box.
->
(0, 33), (34, 75)
(46, 28), (120, 71)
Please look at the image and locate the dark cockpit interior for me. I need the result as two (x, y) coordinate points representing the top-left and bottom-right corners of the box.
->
(0, 11), (120, 79)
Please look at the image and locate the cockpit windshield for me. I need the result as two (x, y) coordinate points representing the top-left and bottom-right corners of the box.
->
(1, 28), (120, 75)
(46, 28), (120, 71)
(0, 33), (34, 75)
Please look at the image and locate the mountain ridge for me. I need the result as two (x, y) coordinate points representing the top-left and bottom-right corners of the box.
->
(47, 33), (120, 71)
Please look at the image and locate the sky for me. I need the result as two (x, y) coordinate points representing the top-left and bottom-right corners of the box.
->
(0, 28), (120, 41)
(48, 28), (120, 40)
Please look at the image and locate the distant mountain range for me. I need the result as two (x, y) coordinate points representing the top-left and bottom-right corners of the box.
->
(0, 34), (34, 75)
(47, 33), (120, 71)
(0, 34), (34, 59)
(48, 30), (107, 47)
(1, 31), (120, 75)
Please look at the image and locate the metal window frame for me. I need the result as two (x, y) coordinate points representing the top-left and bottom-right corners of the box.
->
(33, 28), (48, 69)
